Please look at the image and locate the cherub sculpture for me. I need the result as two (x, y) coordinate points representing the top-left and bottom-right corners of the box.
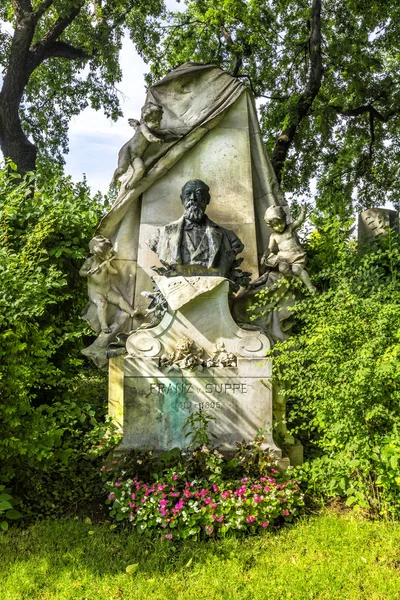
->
(253, 205), (316, 293)
(79, 235), (139, 333)
(111, 102), (164, 189)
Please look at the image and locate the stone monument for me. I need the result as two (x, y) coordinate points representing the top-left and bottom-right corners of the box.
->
(81, 62), (310, 467)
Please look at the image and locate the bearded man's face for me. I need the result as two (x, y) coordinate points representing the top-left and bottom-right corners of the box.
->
(181, 181), (209, 223)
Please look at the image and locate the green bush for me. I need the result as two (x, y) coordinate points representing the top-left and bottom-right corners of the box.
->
(269, 216), (400, 517)
(0, 164), (117, 517)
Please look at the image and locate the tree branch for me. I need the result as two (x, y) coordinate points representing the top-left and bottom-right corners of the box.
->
(236, 74), (288, 100)
(330, 103), (400, 160)
(369, 111), (375, 160)
(221, 26), (243, 77)
(28, 3), (85, 70)
(329, 104), (396, 122)
(34, 0), (54, 21)
(271, 0), (323, 184)
(42, 41), (91, 61)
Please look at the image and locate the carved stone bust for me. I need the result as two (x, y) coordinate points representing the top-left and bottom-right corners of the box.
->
(147, 179), (244, 278)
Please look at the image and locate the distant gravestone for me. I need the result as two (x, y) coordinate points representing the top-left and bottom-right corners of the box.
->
(358, 208), (399, 243)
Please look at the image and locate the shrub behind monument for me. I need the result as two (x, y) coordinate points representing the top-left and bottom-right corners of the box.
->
(0, 164), (116, 516)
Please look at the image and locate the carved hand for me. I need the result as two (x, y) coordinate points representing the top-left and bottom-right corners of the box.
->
(148, 135), (164, 144)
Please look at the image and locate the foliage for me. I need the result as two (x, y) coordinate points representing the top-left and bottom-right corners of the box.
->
(183, 409), (217, 448)
(269, 218), (400, 517)
(0, 163), (117, 516)
(0, 486), (22, 533)
(143, 0), (400, 213)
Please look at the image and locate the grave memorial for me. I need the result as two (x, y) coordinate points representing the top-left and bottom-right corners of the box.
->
(81, 62), (309, 467)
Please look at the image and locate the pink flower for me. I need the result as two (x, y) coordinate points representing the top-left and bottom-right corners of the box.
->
(254, 494), (264, 503)
(204, 525), (213, 534)
(241, 478), (248, 484)
(221, 491), (230, 500)
(262, 521), (269, 528)
(183, 490), (192, 498)
(271, 468), (278, 474)
(129, 502), (135, 508)
(282, 509), (290, 516)
(115, 482), (122, 488)
(212, 515), (217, 519)
(259, 477), (267, 482)
(212, 484), (219, 493)
(217, 516), (224, 522)
(165, 533), (173, 539)
(108, 493), (115, 501)
(245, 515), (256, 523)
(172, 474), (178, 481)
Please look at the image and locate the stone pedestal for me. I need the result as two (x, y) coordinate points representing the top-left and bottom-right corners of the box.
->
(109, 276), (286, 464)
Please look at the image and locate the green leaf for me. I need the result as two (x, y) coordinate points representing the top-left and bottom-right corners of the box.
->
(345, 497), (357, 507)
(126, 564), (139, 575)
(5, 509), (22, 520)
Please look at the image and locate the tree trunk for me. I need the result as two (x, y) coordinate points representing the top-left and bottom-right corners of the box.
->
(0, 100), (37, 175)
(0, 7), (37, 175)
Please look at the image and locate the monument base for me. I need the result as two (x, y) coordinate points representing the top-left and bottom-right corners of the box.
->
(108, 276), (289, 467)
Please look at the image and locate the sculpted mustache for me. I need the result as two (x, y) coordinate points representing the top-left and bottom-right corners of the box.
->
(185, 200), (203, 208)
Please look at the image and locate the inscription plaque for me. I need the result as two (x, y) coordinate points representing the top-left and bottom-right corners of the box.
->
(117, 356), (279, 454)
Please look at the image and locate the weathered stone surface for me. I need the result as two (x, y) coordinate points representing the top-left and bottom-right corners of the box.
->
(109, 277), (283, 458)
(81, 65), (286, 366)
(119, 358), (277, 454)
(133, 94), (259, 311)
(358, 208), (399, 242)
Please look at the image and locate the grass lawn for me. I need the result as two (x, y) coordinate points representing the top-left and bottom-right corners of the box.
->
(1, 510), (400, 599)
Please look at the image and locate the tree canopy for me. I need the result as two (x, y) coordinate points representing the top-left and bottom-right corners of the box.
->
(142, 0), (400, 215)
(1, 0), (399, 215)
(0, 0), (164, 174)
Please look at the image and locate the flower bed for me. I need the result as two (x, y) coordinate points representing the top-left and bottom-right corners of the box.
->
(104, 469), (304, 540)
